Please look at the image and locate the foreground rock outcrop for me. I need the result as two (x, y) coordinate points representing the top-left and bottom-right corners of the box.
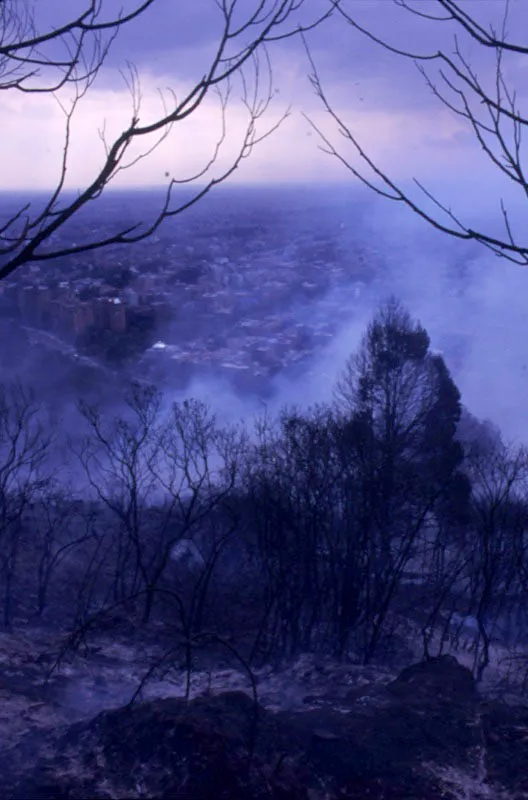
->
(2, 653), (528, 798)
(1, 690), (307, 799)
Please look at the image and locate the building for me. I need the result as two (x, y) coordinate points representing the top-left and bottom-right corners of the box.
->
(18, 287), (40, 324)
(123, 287), (139, 307)
(93, 297), (126, 332)
(74, 302), (95, 337)
(107, 298), (126, 332)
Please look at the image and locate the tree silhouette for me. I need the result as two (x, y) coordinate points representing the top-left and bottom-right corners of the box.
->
(334, 298), (467, 662)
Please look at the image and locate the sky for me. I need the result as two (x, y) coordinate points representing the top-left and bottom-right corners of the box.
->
(2, 0), (528, 206)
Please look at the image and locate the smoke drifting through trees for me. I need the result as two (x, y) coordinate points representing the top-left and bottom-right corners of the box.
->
(2, 299), (528, 691)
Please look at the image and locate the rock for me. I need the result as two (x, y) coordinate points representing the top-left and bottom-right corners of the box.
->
(273, 655), (494, 798)
(2, 691), (309, 799)
(2, 647), (528, 799)
(387, 653), (477, 703)
(312, 728), (341, 741)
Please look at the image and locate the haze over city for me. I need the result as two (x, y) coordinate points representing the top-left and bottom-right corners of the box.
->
(3, 0), (528, 440)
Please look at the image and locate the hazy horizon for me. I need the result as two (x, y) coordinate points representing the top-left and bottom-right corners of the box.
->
(3, 181), (527, 447)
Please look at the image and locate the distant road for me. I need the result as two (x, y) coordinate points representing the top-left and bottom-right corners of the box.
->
(21, 323), (155, 391)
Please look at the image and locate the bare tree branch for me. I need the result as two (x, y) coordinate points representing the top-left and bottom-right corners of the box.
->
(314, 0), (528, 265)
(0, 0), (333, 280)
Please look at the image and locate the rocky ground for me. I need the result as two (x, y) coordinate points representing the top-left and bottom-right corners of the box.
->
(1, 623), (528, 798)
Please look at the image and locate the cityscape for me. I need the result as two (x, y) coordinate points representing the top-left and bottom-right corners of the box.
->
(0, 188), (380, 397)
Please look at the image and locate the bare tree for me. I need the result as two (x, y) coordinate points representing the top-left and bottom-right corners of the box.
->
(461, 436), (528, 680)
(243, 403), (341, 662)
(0, 381), (54, 628)
(307, 0), (528, 264)
(332, 299), (468, 663)
(30, 492), (99, 619)
(0, 0), (156, 92)
(0, 0), (332, 280)
(73, 383), (244, 625)
(238, 303), (472, 666)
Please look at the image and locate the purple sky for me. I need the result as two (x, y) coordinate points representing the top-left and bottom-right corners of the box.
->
(1, 0), (527, 200)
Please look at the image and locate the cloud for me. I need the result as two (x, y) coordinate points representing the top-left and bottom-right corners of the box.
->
(0, 59), (488, 192)
(0, 67), (301, 190)
(4, 0), (528, 191)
